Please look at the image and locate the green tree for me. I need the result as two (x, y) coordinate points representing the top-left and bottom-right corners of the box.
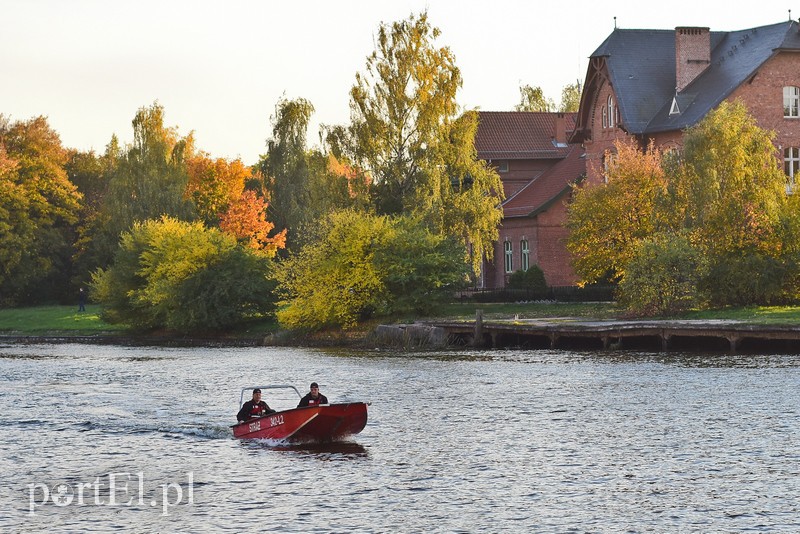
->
(0, 115), (81, 305)
(344, 11), (462, 214)
(91, 217), (277, 332)
(97, 103), (195, 268)
(256, 97), (363, 251)
(558, 81), (582, 113)
(515, 85), (554, 112)
(67, 141), (119, 286)
(331, 12), (503, 273)
(276, 209), (466, 330)
(668, 100), (787, 257)
(259, 97), (314, 245)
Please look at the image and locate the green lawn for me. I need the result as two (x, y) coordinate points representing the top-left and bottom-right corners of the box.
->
(419, 301), (622, 321)
(1, 302), (799, 337)
(671, 306), (800, 324)
(0, 305), (128, 335)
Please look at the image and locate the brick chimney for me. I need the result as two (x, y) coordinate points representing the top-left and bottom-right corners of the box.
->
(554, 113), (566, 144)
(675, 27), (711, 92)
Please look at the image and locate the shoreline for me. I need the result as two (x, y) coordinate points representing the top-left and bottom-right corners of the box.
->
(5, 316), (800, 353)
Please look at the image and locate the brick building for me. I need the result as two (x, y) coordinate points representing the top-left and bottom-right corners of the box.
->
(571, 19), (800, 186)
(474, 112), (585, 288)
(474, 20), (800, 290)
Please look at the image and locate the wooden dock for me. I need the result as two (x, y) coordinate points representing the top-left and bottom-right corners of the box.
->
(420, 318), (800, 353)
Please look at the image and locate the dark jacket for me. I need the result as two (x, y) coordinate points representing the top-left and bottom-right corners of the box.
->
(237, 400), (275, 422)
(297, 392), (328, 407)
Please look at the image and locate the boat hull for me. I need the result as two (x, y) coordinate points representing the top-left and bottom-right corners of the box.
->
(232, 402), (368, 443)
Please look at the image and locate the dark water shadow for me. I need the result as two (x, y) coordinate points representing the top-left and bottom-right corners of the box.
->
(241, 439), (369, 459)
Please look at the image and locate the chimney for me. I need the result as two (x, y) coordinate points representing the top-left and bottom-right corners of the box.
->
(554, 113), (566, 144)
(675, 27), (711, 92)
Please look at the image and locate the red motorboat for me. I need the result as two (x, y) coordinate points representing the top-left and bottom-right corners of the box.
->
(231, 385), (368, 443)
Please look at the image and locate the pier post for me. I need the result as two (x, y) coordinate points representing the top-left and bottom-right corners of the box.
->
(474, 309), (484, 347)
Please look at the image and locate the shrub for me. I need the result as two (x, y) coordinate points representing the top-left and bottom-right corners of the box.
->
(700, 253), (787, 307)
(276, 210), (467, 330)
(91, 217), (276, 332)
(618, 233), (706, 316)
(506, 265), (547, 293)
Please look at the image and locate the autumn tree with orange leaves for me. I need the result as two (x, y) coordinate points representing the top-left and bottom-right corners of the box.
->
(185, 153), (249, 226)
(219, 189), (286, 256)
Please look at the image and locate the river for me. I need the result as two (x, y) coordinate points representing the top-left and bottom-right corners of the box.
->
(1, 343), (798, 532)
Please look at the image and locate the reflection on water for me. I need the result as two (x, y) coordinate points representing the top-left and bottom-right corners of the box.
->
(0, 343), (799, 532)
(263, 441), (369, 458)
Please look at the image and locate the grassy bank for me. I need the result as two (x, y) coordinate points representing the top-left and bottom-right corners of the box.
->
(0, 305), (128, 335)
(2, 302), (799, 339)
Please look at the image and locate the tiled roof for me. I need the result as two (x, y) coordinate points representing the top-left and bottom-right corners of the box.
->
(502, 146), (586, 218)
(591, 20), (800, 134)
(475, 111), (577, 160)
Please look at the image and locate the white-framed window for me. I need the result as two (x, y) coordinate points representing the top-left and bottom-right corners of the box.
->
(784, 86), (800, 118)
(785, 147), (800, 191)
(520, 239), (530, 271)
(607, 95), (615, 128)
(602, 107), (607, 128)
(497, 160), (509, 173)
(504, 241), (513, 273)
(602, 151), (617, 183)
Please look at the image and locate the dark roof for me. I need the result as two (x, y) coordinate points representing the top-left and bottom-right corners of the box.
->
(502, 146), (586, 218)
(475, 111), (577, 160)
(593, 20), (800, 134)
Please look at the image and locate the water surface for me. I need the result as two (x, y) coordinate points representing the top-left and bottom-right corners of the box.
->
(1, 344), (798, 532)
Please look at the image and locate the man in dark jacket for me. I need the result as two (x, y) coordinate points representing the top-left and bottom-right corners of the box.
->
(297, 382), (328, 407)
(237, 388), (275, 422)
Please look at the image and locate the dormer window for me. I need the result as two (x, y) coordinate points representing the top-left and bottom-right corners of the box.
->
(670, 97), (681, 115)
(784, 86), (800, 118)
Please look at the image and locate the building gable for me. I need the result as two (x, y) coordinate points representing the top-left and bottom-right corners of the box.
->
(572, 20), (800, 142)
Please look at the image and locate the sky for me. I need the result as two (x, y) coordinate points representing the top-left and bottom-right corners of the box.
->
(3, 0), (798, 165)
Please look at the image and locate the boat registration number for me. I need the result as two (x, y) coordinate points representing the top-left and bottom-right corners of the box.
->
(248, 420), (261, 432)
(269, 415), (284, 427)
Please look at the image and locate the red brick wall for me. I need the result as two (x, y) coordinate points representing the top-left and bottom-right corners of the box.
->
(483, 196), (578, 289)
(582, 81), (631, 185)
(535, 197), (578, 286)
(728, 52), (800, 151)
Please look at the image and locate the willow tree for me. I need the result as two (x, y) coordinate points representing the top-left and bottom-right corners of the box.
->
(559, 81), (582, 113)
(515, 85), (554, 112)
(97, 103), (195, 267)
(332, 11), (503, 273)
(259, 97), (314, 244)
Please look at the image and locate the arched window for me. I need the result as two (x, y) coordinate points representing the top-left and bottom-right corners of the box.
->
(602, 151), (617, 183)
(785, 147), (800, 191)
(504, 241), (513, 273)
(784, 86), (800, 118)
(607, 95), (615, 128)
(520, 239), (530, 272)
